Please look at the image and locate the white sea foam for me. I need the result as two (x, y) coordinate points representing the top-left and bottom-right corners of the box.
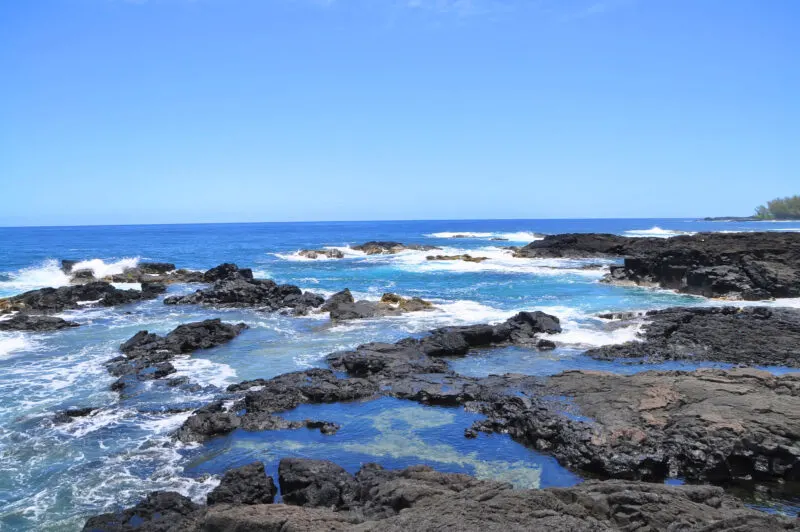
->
(623, 226), (694, 238)
(392, 246), (611, 277)
(425, 231), (545, 242)
(274, 246), (366, 262)
(170, 356), (237, 389)
(0, 257), (141, 296)
(0, 333), (35, 359)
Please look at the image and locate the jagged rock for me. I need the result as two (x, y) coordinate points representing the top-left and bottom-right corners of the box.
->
(163, 268), (323, 314)
(426, 254), (489, 263)
(279, 458), (358, 508)
(515, 232), (800, 300)
(587, 306), (800, 367)
(53, 407), (97, 424)
(82, 491), (200, 532)
(107, 319), (247, 391)
(0, 314), (80, 331)
(207, 462), (277, 506)
(298, 249), (345, 259)
(321, 290), (434, 321)
(0, 282), (164, 315)
(351, 241), (439, 255)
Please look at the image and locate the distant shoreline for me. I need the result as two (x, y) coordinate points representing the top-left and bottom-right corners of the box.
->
(702, 216), (800, 222)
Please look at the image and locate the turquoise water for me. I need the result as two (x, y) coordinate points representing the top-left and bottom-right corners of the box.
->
(1, 218), (799, 530)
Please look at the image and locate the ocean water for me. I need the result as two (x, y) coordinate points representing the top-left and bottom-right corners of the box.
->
(1, 218), (799, 530)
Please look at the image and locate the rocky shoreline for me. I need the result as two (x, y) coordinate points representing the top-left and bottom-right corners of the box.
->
(83, 459), (798, 531)
(514, 232), (800, 300)
(3, 231), (799, 529)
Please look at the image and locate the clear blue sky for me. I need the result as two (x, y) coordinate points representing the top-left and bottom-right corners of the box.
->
(1, 0), (797, 226)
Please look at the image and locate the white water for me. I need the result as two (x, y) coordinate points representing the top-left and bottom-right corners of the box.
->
(623, 226), (694, 238)
(0, 258), (141, 296)
(425, 231), (545, 242)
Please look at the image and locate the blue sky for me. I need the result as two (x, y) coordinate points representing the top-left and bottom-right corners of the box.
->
(1, 0), (797, 226)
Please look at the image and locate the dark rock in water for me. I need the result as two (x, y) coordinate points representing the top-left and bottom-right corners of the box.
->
(83, 460), (799, 531)
(322, 290), (434, 321)
(137, 262), (176, 274)
(61, 259), (78, 273)
(82, 491), (200, 532)
(299, 249), (345, 259)
(203, 262), (253, 282)
(279, 458), (358, 508)
(321, 288), (354, 311)
(163, 268), (323, 314)
(515, 232), (800, 300)
(70, 269), (96, 282)
(587, 306), (800, 367)
(474, 368), (800, 484)
(596, 310), (644, 320)
(108, 319), (247, 390)
(207, 462), (277, 506)
(0, 282), (163, 314)
(536, 339), (556, 350)
(53, 407), (96, 424)
(0, 314), (80, 332)
(351, 241), (439, 255)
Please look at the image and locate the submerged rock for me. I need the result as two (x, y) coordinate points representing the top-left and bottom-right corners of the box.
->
(514, 232), (800, 300)
(0, 282), (165, 315)
(587, 306), (800, 366)
(426, 254), (489, 263)
(83, 460), (799, 531)
(0, 314), (80, 331)
(53, 407), (97, 424)
(298, 249), (345, 259)
(351, 241), (439, 255)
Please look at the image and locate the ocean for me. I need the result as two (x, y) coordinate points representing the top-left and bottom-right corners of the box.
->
(1, 218), (799, 530)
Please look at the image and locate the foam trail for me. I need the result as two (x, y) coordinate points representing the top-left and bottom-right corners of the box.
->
(0, 333), (34, 359)
(426, 231), (545, 242)
(623, 227), (694, 238)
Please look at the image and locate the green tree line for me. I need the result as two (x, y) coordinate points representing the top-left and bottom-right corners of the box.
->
(755, 195), (800, 220)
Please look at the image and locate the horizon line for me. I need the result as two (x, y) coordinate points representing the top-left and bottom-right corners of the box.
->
(0, 216), (717, 230)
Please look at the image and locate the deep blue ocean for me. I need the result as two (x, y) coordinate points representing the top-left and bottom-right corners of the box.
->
(1, 218), (799, 530)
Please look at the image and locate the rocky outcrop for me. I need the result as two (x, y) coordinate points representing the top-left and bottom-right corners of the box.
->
(83, 460), (799, 531)
(426, 254), (489, 263)
(321, 289), (435, 321)
(587, 306), (800, 366)
(298, 249), (345, 259)
(474, 368), (800, 484)
(0, 281), (166, 315)
(107, 319), (247, 391)
(61, 260), (206, 285)
(515, 232), (800, 300)
(206, 462), (277, 506)
(53, 407), (97, 424)
(351, 241), (439, 255)
(163, 265), (323, 314)
(0, 314), (80, 331)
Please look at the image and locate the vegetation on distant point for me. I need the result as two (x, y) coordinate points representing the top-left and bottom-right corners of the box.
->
(755, 195), (800, 220)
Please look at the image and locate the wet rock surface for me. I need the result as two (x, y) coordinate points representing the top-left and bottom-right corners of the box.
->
(83, 460), (799, 531)
(321, 289), (435, 321)
(0, 314), (80, 331)
(587, 306), (800, 366)
(0, 281), (166, 314)
(107, 319), (247, 391)
(62, 259), (206, 285)
(514, 232), (800, 299)
(163, 264), (324, 314)
(206, 462), (277, 506)
(298, 248), (345, 259)
(351, 241), (439, 255)
(475, 368), (800, 484)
